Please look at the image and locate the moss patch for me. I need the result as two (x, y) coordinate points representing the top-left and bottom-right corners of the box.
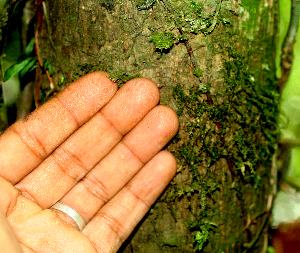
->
(150, 31), (175, 51)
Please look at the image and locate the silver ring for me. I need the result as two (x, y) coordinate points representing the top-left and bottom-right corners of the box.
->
(51, 201), (86, 231)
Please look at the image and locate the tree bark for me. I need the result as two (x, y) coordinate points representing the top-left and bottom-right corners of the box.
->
(36, 0), (279, 252)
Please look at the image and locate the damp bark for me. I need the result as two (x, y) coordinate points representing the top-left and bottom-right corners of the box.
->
(37, 0), (279, 252)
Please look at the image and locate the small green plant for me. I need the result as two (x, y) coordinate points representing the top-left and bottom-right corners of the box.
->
(1, 36), (55, 104)
(150, 31), (175, 51)
(194, 229), (209, 251)
(193, 68), (203, 78)
(1, 37), (39, 106)
(4, 38), (38, 82)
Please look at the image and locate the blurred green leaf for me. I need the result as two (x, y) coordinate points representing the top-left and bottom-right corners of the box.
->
(285, 146), (300, 188)
(272, 189), (300, 227)
(2, 75), (20, 105)
(20, 57), (38, 77)
(279, 96), (300, 144)
(0, 103), (8, 132)
(24, 37), (35, 56)
(43, 59), (54, 75)
(0, 0), (7, 12)
(4, 57), (35, 81)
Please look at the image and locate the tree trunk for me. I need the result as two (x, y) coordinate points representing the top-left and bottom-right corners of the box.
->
(36, 0), (279, 252)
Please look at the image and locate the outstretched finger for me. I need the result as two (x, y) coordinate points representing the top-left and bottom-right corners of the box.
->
(0, 72), (117, 184)
(82, 151), (177, 253)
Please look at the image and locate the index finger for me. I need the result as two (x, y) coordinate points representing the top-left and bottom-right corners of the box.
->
(0, 71), (118, 184)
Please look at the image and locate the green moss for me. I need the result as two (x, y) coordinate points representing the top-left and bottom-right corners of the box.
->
(109, 71), (142, 86)
(171, 15), (279, 250)
(240, 0), (265, 35)
(175, 1), (211, 34)
(162, 234), (181, 247)
(241, 0), (260, 12)
(150, 31), (175, 51)
(222, 50), (279, 176)
(136, 0), (156, 10)
(190, 1), (203, 16)
(193, 68), (203, 78)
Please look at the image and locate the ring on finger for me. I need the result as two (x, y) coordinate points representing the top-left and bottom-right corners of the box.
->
(51, 201), (86, 231)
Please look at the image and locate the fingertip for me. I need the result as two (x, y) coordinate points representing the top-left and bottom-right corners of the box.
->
(152, 105), (179, 138)
(127, 77), (160, 98)
(156, 150), (177, 180)
(100, 76), (160, 135)
(130, 150), (177, 202)
(121, 105), (179, 163)
(83, 71), (118, 93)
(165, 105), (179, 135)
(55, 71), (118, 121)
(122, 77), (160, 107)
(95, 70), (110, 78)
(57, 71), (118, 108)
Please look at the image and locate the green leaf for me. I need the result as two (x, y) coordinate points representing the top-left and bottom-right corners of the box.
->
(193, 68), (203, 77)
(29, 63), (39, 73)
(0, 0), (8, 12)
(194, 229), (209, 251)
(43, 59), (54, 75)
(4, 57), (34, 81)
(267, 246), (275, 253)
(2, 75), (20, 105)
(24, 37), (35, 56)
(20, 57), (38, 77)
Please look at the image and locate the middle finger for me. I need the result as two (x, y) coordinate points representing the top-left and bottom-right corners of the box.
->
(16, 78), (160, 208)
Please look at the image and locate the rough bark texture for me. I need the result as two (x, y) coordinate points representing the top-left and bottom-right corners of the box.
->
(36, 0), (279, 252)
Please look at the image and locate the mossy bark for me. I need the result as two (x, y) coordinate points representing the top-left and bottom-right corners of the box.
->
(37, 0), (279, 252)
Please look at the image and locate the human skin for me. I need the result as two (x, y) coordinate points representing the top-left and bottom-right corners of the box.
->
(0, 72), (179, 252)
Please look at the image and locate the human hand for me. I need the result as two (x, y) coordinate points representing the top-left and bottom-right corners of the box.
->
(0, 72), (179, 252)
